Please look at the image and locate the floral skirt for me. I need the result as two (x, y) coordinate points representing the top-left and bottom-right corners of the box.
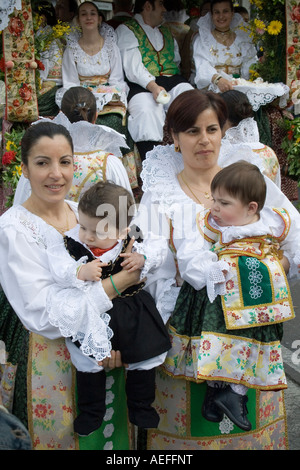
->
(143, 367), (288, 450)
(0, 288), (133, 450)
(163, 283), (286, 391)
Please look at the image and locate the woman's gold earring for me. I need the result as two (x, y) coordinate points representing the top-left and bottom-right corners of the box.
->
(175, 145), (180, 153)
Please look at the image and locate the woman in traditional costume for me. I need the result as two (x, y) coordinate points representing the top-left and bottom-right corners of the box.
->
(135, 89), (299, 450)
(193, 0), (257, 93)
(220, 89), (281, 187)
(0, 121), (141, 450)
(56, 1), (141, 190)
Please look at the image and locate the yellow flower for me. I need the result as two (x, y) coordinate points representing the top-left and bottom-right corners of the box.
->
(249, 0), (263, 10)
(5, 140), (17, 151)
(267, 20), (282, 36)
(254, 19), (266, 30)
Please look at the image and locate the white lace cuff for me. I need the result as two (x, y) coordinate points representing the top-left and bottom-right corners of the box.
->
(206, 260), (231, 303)
(47, 282), (113, 361)
(133, 239), (167, 280)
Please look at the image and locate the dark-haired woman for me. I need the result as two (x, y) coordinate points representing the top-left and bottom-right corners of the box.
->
(193, 0), (256, 92)
(220, 89), (281, 186)
(0, 121), (141, 450)
(56, 1), (141, 189)
(135, 88), (300, 450)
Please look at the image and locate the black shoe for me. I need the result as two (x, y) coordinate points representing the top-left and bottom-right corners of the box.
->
(202, 384), (224, 423)
(74, 370), (106, 436)
(214, 386), (252, 431)
(126, 369), (160, 429)
(128, 404), (160, 429)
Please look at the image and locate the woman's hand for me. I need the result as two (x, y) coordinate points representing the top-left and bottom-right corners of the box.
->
(98, 350), (128, 369)
(217, 77), (234, 92)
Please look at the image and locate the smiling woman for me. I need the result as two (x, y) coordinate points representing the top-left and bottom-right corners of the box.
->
(192, 0), (257, 92)
(21, 129), (75, 228)
(0, 121), (142, 449)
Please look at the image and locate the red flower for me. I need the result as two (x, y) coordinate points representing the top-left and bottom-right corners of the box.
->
(2, 151), (17, 166)
(288, 46), (295, 55)
(36, 59), (45, 71)
(8, 16), (24, 37)
(19, 83), (32, 102)
(291, 5), (300, 23)
(287, 129), (294, 140)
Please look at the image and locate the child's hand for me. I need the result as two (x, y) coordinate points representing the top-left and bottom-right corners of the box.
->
(77, 259), (107, 281)
(120, 251), (145, 272)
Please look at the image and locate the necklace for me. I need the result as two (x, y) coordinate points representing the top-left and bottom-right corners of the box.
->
(180, 172), (211, 203)
(29, 203), (70, 235)
(80, 36), (103, 56)
(44, 204), (70, 235)
(214, 28), (231, 34)
(212, 28), (234, 47)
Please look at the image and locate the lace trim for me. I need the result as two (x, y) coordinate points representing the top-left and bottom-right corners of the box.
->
(0, 205), (63, 248)
(67, 23), (117, 66)
(233, 79), (290, 111)
(156, 279), (180, 324)
(37, 112), (127, 157)
(47, 283), (113, 361)
(141, 144), (200, 217)
(222, 118), (259, 144)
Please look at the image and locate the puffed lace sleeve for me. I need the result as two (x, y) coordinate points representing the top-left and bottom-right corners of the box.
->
(0, 207), (113, 361)
(174, 214), (231, 302)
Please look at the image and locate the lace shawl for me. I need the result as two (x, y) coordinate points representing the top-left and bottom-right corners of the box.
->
(37, 112), (128, 157)
(0, 204), (113, 362)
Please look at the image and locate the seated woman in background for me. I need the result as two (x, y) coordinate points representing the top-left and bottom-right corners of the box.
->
(220, 90), (281, 187)
(193, 0), (257, 92)
(56, 1), (141, 190)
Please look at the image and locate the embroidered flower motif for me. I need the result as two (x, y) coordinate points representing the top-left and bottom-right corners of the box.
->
(249, 285), (263, 299)
(270, 349), (280, 362)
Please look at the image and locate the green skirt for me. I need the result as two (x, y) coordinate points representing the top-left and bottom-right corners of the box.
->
(163, 283), (286, 391)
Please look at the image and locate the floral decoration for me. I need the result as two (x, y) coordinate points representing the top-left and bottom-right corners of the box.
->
(1, 126), (26, 207)
(281, 116), (300, 183)
(286, 1), (300, 91)
(246, 0), (286, 83)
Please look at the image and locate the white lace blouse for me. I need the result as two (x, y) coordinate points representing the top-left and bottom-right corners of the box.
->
(0, 202), (114, 361)
(136, 144), (300, 323)
(193, 13), (257, 90)
(220, 117), (281, 187)
(56, 23), (128, 111)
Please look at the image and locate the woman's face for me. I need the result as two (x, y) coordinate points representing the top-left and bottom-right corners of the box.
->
(78, 3), (101, 31)
(212, 1), (234, 31)
(172, 108), (222, 172)
(21, 134), (74, 205)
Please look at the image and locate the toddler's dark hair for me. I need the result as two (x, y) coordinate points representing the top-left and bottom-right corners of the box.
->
(78, 181), (135, 231)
